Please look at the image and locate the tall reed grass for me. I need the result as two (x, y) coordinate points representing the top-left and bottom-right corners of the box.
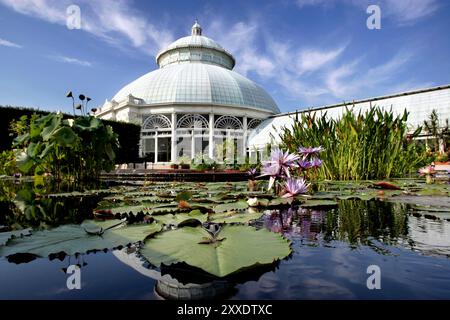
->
(279, 107), (426, 180)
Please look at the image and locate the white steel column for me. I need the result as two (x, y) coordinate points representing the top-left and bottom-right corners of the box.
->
(154, 131), (158, 163)
(243, 116), (248, 160)
(209, 113), (214, 159)
(171, 113), (176, 163)
(191, 130), (195, 160)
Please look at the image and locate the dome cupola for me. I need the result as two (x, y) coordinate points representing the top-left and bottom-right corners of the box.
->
(191, 20), (202, 35)
(156, 20), (236, 70)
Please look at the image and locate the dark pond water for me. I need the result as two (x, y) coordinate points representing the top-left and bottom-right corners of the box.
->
(1, 179), (450, 299)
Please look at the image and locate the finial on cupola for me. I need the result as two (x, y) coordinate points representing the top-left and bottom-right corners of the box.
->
(191, 19), (202, 36)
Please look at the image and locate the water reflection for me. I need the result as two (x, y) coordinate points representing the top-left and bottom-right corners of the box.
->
(1, 179), (450, 299)
(262, 200), (449, 256)
(113, 248), (236, 300)
(0, 180), (104, 228)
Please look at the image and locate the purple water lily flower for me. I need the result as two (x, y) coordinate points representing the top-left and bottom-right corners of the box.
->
(298, 146), (325, 158)
(247, 168), (257, 178)
(266, 148), (299, 177)
(298, 159), (313, 170)
(282, 177), (310, 198)
(310, 157), (323, 168)
(260, 162), (280, 190)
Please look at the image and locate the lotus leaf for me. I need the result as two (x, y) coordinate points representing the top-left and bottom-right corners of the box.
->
(52, 127), (77, 146)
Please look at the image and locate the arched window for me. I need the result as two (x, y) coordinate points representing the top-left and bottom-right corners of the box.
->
(177, 114), (209, 128)
(247, 118), (262, 129)
(215, 115), (243, 130)
(142, 114), (171, 130)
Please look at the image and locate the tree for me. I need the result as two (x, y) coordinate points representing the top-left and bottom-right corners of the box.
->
(423, 109), (450, 154)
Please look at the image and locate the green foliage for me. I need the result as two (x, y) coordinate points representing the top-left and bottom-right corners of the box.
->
(0, 105), (141, 163)
(423, 109), (450, 154)
(11, 112), (119, 181)
(191, 154), (220, 170)
(279, 107), (426, 180)
(215, 138), (239, 165)
(0, 150), (17, 175)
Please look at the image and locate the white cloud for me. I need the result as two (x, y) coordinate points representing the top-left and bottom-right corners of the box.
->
(382, 0), (440, 24)
(209, 21), (276, 78)
(208, 18), (345, 102)
(296, 0), (334, 9)
(295, 0), (440, 25)
(200, 5), (432, 105)
(0, 38), (22, 48)
(51, 55), (92, 67)
(298, 46), (346, 73)
(325, 53), (411, 99)
(0, 0), (175, 55)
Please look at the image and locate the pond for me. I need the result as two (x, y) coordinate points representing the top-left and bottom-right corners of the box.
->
(0, 178), (449, 300)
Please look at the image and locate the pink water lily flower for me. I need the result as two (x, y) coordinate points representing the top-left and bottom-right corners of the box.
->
(418, 166), (436, 175)
(282, 177), (310, 198)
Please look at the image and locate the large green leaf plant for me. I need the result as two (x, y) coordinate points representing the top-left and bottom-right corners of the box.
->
(11, 112), (119, 181)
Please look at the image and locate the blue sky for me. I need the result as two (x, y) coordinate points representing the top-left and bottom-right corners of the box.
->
(0, 0), (449, 113)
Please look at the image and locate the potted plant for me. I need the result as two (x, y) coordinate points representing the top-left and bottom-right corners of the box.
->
(178, 156), (191, 170)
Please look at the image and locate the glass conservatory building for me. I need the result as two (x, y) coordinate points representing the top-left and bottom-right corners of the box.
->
(96, 21), (450, 164)
(96, 21), (279, 163)
(247, 84), (450, 156)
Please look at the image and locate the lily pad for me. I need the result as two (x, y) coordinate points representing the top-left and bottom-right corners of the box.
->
(153, 210), (208, 226)
(0, 229), (32, 246)
(336, 194), (376, 201)
(208, 210), (264, 224)
(301, 199), (338, 208)
(213, 200), (249, 213)
(98, 205), (154, 215)
(247, 198), (270, 207)
(0, 220), (161, 257)
(268, 197), (292, 207)
(140, 225), (291, 277)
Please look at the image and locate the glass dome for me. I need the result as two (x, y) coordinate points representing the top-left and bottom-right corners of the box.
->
(111, 21), (280, 114)
(113, 63), (279, 113)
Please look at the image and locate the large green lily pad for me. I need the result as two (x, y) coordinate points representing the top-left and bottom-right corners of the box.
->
(153, 210), (208, 226)
(140, 225), (291, 277)
(0, 220), (161, 257)
(208, 210), (264, 224)
(213, 200), (249, 213)
(301, 199), (338, 208)
(0, 229), (32, 246)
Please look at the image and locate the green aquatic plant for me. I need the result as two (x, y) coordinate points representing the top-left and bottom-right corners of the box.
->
(11, 112), (119, 181)
(279, 107), (426, 180)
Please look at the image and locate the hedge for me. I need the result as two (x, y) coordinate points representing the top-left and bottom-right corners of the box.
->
(0, 105), (141, 163)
